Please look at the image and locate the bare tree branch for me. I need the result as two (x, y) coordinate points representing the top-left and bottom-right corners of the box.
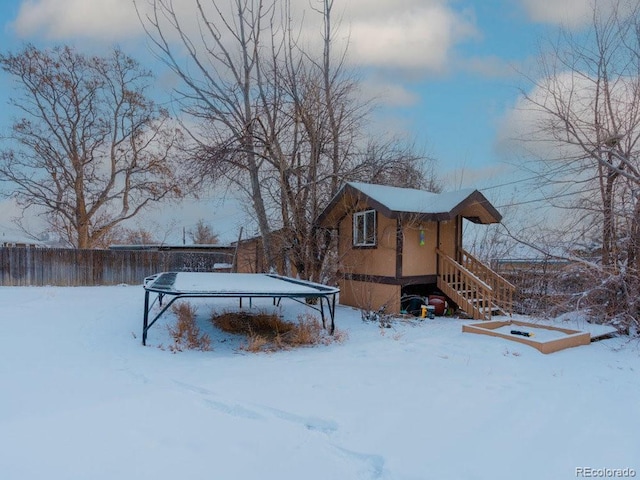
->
(0, 45), (185, 248)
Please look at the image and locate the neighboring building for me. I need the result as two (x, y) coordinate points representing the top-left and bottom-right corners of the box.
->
(0, 225), (45, 248)
(109, 243), (233, 255)
(231, 229), (296, 275)
(109, 244), (234, 272)
(317, 182), (515, 318)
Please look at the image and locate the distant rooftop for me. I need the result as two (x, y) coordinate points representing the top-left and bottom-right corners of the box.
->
(109, 244), (233, 251)
(0, 224), (45, 247)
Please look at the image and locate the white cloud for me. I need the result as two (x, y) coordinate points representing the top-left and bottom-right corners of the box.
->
(518, 0), (624, 29)
(495, 70), (639, 161)
(342, 3), (477, 72)
(12, 0), (142, 40)
(519, 0), (592, 27)
(360, 79), (420, 108)
(11, 0), (477, 74)
(495, 77), (577, 160)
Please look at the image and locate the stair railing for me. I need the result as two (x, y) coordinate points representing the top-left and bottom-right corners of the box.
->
(459, 249), (515, 316)
(436, 249), (493, 320)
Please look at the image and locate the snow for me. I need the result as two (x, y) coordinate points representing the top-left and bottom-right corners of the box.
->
(492, 324), (578, 342)
(154, 272), (337, 294)
(1, 285), (638, 480)
(213, 263), (232, 269)
(545, 314), (619, 339)
(347, 181), (477, 214)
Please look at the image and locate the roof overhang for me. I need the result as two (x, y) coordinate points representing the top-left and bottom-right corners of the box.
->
(317, 183), (502, 227)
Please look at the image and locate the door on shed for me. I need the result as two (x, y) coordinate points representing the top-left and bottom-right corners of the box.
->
(437, 217), (462, 260)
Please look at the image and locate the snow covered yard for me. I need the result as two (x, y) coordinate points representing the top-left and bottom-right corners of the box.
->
(0, 285), (638, 480)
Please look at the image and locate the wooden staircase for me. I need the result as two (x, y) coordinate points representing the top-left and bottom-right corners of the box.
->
(436, 248), (515, 320)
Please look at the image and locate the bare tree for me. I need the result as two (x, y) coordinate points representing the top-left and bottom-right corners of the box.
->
(0, 45), (185, 248)
(258, 0), (369, 281)
(141, 0), (438, 281)
(244, 0), (438, 281)
(189, 219), (219, 244)
(514, 0), (640, 330)
(118, 227), (159, 245)
(142, 0), (276, 267)
(350, 139), (441, 191)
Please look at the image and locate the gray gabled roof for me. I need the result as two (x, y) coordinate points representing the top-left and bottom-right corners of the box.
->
(347, 182), (478, 215)
(317, 182), (502, 226)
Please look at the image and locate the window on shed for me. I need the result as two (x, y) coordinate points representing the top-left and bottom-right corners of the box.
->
(353, 210), (376, 247)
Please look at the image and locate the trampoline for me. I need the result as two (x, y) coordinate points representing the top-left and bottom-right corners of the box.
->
(142, 272), (340, 345)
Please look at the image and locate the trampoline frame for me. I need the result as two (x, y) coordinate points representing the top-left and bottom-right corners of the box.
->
(142, 272), (340, 346)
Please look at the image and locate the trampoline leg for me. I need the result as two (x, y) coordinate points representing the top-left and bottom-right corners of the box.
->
(329, 294), (336, 335)
(142, 296), (180, 346)
(142, 290), (150, 346)
(320, 298), (326, 329)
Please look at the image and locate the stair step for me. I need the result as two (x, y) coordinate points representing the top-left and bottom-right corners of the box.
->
(441, 278), (503, 318)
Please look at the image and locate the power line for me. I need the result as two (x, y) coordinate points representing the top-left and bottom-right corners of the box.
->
(479, 163), (588, 191)
(496, 186), (599, 208)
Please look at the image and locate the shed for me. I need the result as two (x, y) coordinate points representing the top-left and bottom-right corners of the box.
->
(317, 182), (515, 318)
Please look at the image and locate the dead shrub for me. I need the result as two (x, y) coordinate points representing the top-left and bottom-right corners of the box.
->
(244, 334), (269, 352)
(210, 310), (344, 352)
(284, 314), (323, 346)
(212, 310), (293, 336)
(168, 302), (212, 352)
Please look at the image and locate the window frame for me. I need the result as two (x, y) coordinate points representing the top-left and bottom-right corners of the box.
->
(353, 209), (377, 247)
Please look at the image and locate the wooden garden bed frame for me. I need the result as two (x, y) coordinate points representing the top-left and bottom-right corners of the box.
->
(462, 320), (591, 354)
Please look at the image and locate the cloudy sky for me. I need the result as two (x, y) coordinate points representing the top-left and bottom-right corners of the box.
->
(0, 0), (616, 242)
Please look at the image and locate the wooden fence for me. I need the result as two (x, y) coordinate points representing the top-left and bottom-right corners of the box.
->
(0, 247), (233, 286)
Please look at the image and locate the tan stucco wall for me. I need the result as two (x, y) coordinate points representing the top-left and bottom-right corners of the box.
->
(339, 279), (401, 313)
(402, 222), (438, 276)
(335, 208), (466, 313)
(338, 210), (397, 277)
